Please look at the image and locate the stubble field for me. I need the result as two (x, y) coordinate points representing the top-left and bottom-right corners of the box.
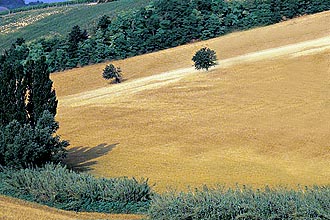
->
(50, 11), (330, 192)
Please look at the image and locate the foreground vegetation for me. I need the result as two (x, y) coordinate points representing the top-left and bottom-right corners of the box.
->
(1, 164), (329, 218)
(149, 185), (330, 219)
(0, 196), (145, 220)
(0, 164), (152, 214)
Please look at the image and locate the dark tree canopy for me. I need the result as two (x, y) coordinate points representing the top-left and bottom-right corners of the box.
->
(192, 47), (217, 71)
(97, 15), (111, 31)
(0, 111), (68, 168)
(2, 0), (329, 73)
(0, 40), (68, 168)
(67, 25), (88, 65)
(102, 64), (122, 83)
(25, 56), (58, 126)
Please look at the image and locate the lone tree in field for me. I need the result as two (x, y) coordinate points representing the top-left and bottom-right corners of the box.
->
(102, 64), (122, 83)
(192, 47), (217, 71)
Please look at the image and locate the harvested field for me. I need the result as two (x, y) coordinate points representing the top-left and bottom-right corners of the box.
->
(51, 11), (330, 191)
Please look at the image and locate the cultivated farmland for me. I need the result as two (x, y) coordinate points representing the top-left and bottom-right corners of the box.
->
(50, 11), (330, 192)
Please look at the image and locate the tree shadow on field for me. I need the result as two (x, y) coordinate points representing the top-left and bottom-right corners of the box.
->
(65, 143), (118, 172)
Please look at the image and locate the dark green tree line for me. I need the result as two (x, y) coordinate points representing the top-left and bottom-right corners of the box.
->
(5, 0), (330, 73)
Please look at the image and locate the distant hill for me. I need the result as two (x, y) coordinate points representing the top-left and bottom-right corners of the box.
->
(0, 0), (25, 9)
(0, 0), (150, 51)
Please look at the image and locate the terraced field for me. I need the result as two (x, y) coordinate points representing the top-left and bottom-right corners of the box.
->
(50, 11), (330, 191)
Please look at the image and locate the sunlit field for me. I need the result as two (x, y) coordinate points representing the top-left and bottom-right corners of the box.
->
(50, 11), (330, 192)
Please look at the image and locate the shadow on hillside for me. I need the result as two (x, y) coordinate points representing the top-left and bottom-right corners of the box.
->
(65, 143), (118, 172)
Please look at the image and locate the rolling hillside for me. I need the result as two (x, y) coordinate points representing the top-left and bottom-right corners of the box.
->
(1, 9), (329, 220)
(0, 0), (149, 51)
(50, 11), (330, 191)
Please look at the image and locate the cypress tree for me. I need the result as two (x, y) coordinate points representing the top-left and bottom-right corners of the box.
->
(25, 56), (58, 126)
(0, 52), (28, 126)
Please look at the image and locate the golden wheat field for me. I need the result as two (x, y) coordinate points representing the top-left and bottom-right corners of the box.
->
(49, 11), (330, 192)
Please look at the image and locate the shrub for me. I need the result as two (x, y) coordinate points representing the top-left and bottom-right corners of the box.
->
(149, 185), (330, 219)
(0, 164), (152, 213)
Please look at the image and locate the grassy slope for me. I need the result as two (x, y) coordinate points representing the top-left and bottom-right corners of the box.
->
(0, 196), (145, 220)
(52, 11), (330, 192)
(0, 0), (149, 51)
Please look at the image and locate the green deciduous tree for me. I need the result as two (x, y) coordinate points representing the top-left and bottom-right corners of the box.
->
(0, 111), (68, 168)
(192, 47), (217, 71)
(102, 64), (122, 83)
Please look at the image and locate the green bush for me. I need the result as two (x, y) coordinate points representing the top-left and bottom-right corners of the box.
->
(0, 164), (152, 213)
(149, 185), (330, 219)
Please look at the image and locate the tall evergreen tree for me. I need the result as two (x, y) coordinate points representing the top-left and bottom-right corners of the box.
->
(93, 29), (111, 63)
(0, 41), (29, 126)
(78, 39), (95, 66)
(25, 56), (58, 126)
(67, 25), (88, 66)
(0, 61), (27, 126)
(97, 15), (111, 31)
